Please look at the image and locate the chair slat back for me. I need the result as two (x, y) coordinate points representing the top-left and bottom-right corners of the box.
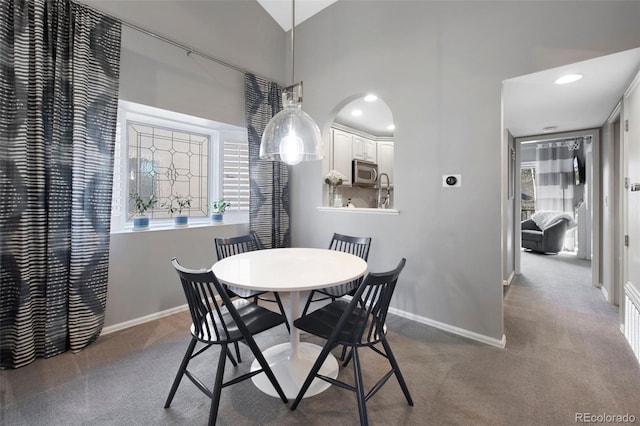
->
(345, 258), (407, 344)
(171, 258), (240, 343)
(326, 233), (372, 297)
(215, 232), (263, 261)
(329, 233), (371, 261)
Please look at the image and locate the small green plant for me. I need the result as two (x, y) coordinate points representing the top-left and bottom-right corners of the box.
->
(163, 194), (191, 216)
(130, 191), (157, 216)
(211, 197), (231, 215)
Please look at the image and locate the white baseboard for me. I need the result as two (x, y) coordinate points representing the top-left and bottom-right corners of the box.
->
(502, 271), (515, 286)
(387, 306), (507, 348)
(101, 303), (189, 336)
(600, 285), (609, 302)
(103, 301), (507, 350)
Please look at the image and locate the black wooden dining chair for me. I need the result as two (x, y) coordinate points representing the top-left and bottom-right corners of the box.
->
(165, 258), (288, 426)
(290, 258), (412, 426)
(215, 232), (289, 339)
(301, 232), (372, 316)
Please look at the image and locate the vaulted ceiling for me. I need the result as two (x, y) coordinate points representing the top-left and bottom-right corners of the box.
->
(257, 1), (640, 139)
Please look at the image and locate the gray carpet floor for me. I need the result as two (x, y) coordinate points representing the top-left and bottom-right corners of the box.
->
(1, 251), (639, 425)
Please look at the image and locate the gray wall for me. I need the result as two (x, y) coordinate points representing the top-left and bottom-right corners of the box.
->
(83, 0), (285, 328)
(85, 0), (286, 127)
(288, 1), (640, 342)
(106, 223), (248, 328)
(84, 0), (640, 341)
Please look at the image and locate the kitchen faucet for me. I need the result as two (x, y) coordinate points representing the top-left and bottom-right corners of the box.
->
(377, 173), (391, 209)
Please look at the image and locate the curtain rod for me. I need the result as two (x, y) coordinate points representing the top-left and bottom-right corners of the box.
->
(82, 1), (278, 83)
(120, 20), (276, 82)
(522, 136), (587, 146)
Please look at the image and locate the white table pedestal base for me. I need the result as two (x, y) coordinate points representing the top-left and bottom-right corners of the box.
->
(250, 342), (338, 399)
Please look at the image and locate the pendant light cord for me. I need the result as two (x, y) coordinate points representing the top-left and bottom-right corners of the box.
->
(291, 0), (295, 85)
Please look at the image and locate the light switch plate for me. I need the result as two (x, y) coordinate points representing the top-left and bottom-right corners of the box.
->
(442, 174), (462, 187)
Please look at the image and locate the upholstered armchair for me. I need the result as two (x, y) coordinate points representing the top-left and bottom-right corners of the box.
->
(521, 211), (576, 254)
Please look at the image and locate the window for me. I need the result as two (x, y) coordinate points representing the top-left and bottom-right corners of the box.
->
(221, 131), (250, 211)
(111, 101), (248, 231)
(520, 162), (536, 221)
(127, 121), (210, 219)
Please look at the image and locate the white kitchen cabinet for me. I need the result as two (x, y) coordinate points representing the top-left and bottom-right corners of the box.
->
(377, 141), (394, 186)
(352, 136), (377, 163)
(332, 128), (353, 186)
(365, 139), (377, 162)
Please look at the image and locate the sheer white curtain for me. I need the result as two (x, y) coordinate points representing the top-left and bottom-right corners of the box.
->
(534, 140), (580, 251)
(535, 142), (575, 213)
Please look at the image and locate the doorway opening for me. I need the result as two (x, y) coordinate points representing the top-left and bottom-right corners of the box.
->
(515, 130), (596, 291)
(520, 136), (590, 256)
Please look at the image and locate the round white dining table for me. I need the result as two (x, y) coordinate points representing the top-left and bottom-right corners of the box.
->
(211, 247), (367, 399)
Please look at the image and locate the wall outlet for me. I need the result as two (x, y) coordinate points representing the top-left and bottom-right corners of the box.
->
(442, 174), (462, 187)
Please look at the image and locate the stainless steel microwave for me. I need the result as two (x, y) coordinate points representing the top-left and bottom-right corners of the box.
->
(352, 160), (378, 186)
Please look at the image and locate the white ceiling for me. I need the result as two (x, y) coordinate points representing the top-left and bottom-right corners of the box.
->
(334, 96), (394, 138)
(256, 0), (338, 31)
(504, 48), (640, 137)
(257, 1), (640, 140)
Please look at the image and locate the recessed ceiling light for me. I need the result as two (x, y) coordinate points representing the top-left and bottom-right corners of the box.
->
(364, 94), (378, 102)
(351, 109), (363, 116)
(387, 124), (395, 131)
(554, 74), (583, 85)
(542, 126), (558, 132)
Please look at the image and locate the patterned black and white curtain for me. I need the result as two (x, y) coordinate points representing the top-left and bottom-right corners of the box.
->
(0, 0), (121, 368)
(535, 141), (577, 213)
(244, 74), (290, 249)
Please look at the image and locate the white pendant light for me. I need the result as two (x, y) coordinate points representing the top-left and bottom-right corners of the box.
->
(259, 0), (322, 165)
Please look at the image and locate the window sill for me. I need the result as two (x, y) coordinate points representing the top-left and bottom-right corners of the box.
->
(110, 217), (248, 234)
(316, 207), (400, 215)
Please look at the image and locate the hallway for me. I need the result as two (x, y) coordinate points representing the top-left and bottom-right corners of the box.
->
(503, 250), (639, 422)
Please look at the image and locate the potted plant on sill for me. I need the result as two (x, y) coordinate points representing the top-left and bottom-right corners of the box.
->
(163, 194), (191, 227)
(210, 197), (231, 222)
(130, 191), (157, 230)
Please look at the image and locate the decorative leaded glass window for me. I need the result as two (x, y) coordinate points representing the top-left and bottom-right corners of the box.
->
(127, 122), (209, 219)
